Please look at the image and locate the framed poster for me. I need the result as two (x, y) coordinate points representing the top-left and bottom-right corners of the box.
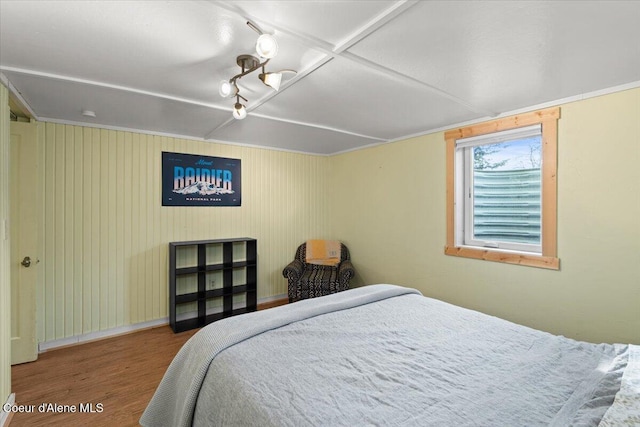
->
(162, 151), (241, 206)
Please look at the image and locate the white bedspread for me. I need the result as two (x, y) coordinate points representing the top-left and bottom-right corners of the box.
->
(599, 344), (640, 426)
(141, 285), (634, 427)
(141, 284), (420, 426)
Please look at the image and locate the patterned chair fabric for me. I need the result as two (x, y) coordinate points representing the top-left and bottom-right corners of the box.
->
(282, 242), (355, 303)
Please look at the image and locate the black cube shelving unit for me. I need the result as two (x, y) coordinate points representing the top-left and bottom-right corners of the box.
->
(169, 238), (257, 333)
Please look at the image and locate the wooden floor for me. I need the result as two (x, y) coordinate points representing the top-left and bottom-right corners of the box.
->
(9, 299), (287, 427)
(10, 326), (197, 426)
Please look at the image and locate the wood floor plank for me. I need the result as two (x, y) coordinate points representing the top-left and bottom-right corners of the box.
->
(10, 326), (197, 426)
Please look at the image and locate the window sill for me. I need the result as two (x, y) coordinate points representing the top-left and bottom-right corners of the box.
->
(444, 245), (560, 270)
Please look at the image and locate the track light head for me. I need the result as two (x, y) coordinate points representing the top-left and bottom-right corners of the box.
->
(259, 72), (282, 91)
(256, 34), (278, 59)
(233, 102), (247, 120)
(218, 80), (237, 98)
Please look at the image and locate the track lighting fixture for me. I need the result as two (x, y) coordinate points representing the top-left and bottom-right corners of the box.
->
(219, 21), (296, 119)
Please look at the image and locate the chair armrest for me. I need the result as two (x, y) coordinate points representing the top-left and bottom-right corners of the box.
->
(338, 259), (355, 284)
(282, 259), (304, 281)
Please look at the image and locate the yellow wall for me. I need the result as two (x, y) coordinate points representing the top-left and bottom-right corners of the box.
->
(331, 88), (640, 344)
(0, 84), (11, 407)
(36, 124), (330, 342)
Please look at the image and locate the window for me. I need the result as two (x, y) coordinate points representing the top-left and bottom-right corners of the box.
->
(444, 108), (560, 269)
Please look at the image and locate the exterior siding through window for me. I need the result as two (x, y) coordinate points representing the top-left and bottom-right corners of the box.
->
(473, 169), (541, 245)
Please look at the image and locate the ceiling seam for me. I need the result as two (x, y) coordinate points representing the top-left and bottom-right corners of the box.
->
(248, 113), (387, 141)
(331, 0), (420, 53)
(339, 52), (498, 117)
(212, 107), (388, 143)
(36, 115), (334, 156)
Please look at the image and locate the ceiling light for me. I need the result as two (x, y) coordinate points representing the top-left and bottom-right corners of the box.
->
(259, 72), (282, 91)
(255, 34), (278, 59)
(233, 102), (247, 120)
(218, 80), (237, 98)
(218, 21), (296, 120)
(82, 109), (96, 118)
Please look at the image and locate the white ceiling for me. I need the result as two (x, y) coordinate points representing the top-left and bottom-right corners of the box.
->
(1, 0), (639, 155)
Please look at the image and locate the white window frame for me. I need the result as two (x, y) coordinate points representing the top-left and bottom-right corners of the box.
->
(456, 124), (542, 254)
(444, 107), (560, 270)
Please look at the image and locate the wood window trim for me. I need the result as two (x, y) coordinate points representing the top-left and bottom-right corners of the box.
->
(444, 107), (560, 270)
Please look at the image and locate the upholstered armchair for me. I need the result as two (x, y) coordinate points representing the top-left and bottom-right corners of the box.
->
(282, 241), (355, 303)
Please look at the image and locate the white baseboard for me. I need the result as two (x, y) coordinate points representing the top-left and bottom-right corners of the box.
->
(38, 318), (169, 353)
(37, 294), (287, 353)
(257, 293), (287, 304)
(0, 393), (15, 427)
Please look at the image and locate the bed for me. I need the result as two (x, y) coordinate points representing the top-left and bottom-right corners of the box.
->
(141, 284), (639, 426)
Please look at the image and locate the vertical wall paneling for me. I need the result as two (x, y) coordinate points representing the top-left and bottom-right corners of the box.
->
(81, 127), (92, 332)
(36, 123), (330, 343)
(0, 83), (12, 409)
(64, 125), (74, 336)
(44, 123), (55, 339)
(73, 126), (83, 336)
(130, 132), (140, 325)
(90, 128), (100, 332)
(107, 130), (116, 329)
(123, 132), (133, 327)
(55, 125), (65, 337)
(98, 129), (108, 330)
(35, 122), (45, 346)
